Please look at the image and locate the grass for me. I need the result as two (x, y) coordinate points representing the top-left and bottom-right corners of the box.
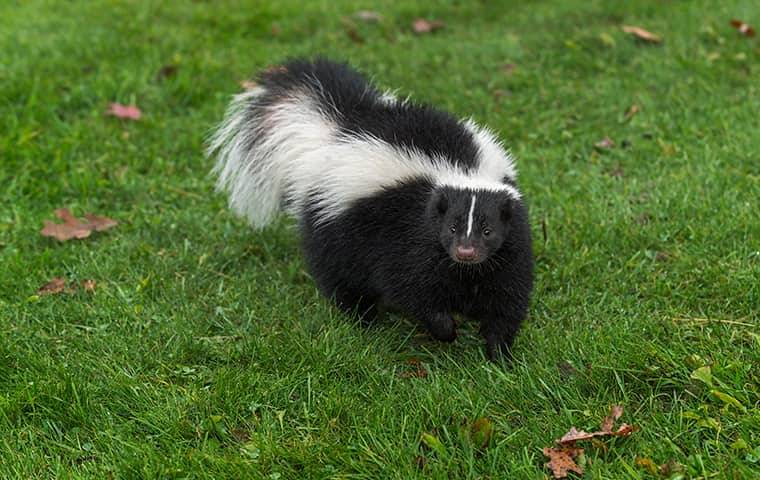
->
(1, 0), (758, 478)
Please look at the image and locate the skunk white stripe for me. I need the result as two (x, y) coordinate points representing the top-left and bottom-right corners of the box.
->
(209, 86), (521, 228)
(466, 195), (477, 237)
(463, 119), (517, 182)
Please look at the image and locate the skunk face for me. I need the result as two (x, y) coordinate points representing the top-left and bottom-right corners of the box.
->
(430, 187), (513, 265)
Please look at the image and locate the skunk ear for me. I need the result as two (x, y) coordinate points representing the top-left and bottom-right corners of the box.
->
(500, 197), (513, 221)
(430, 190), (448, 216)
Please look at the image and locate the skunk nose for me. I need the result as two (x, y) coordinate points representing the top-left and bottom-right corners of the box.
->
(455, 246), (476, 261)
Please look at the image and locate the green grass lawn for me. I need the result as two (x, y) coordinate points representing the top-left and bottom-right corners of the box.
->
(1, 0), (758, 478)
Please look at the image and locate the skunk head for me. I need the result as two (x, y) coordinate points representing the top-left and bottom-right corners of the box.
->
(429, 187), (515, 265)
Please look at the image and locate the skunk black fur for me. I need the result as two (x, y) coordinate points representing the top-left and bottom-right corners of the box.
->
(208, 58), (533, 359)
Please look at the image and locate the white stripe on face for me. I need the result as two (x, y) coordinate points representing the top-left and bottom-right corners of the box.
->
(466, 194), (477, 237)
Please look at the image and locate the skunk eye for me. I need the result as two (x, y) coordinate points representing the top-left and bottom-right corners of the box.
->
(449, 225), (456, 233)
(483, 228), (492, 236)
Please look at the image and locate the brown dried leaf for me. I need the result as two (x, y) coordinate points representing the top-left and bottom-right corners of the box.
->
(38, 277), (67, 295)
(83, 213), (118, 232)
(82, 279), (97, 292)
(730, 19), (756, 38)
(558, 406), (637, 445)
(40, 208), (118, 241)
(622, 25), (662, 43)
(106, 103), (142, 120)
(543, 447), (584, 479)
(412, 18), (445, 34)
(601, 405), (624, 432)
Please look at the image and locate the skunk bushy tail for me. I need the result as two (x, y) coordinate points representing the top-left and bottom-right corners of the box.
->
(207, 58), (519, 228)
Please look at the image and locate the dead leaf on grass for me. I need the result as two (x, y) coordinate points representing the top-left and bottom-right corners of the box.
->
(600, 405), (624, 432)
(730, 19), (756, 37)
(41, 208), (118, 241)
(412, 18), (445, 34)
(106, 103), (142, 120)
(82, 279), (97, 292)
(622, 25), (662, 44)
(38, 277), (67, 295)
(543, 447), (584, 478)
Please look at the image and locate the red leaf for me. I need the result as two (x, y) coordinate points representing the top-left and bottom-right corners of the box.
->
(543, 447), (584, 479)
(622, 25), (662, 43)
(106, 103), (141, 120)
(412, 18), (445, 34)
(730, 19), (756, 37)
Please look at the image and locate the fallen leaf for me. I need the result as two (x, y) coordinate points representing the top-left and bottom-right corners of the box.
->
(37, 277), (67, 295)
(157, 64), (178, 80)
(354, 10), (383, 23)
(270, 24), (282, 36)
(600, 405), (624, 432)
(594, 137), (615, 149)
(543, 447), (584, 479)
(469, 417), (494, 449)
(240, 80), (258, 90)
(106, 103), (141, 120)
(558, 406), (637, 445)
(83, 213), (118, 231)
(622, 25), (662, 44)
(399, 358), (428, 378)
(82, 279), (97, 292)
(730, 19), (756, 37)
(40, 208), (118, 241)
(412, 18), (445, 34)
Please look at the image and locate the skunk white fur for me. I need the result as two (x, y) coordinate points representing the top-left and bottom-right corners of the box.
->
(208, 58), (533, 359)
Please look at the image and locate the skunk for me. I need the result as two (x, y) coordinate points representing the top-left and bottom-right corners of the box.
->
(208, 58), (533, 359)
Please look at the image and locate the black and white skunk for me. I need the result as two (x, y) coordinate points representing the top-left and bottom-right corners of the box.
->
(208, 58), (533, 359)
